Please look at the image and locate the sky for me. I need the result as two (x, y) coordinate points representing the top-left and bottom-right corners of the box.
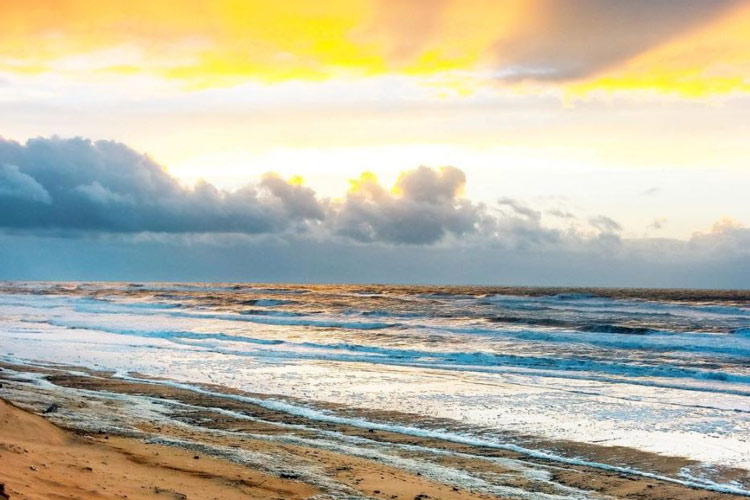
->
(1, 0), (749, 286)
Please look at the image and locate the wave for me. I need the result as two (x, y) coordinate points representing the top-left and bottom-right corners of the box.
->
(576, 324), (655, 335)
(2, 295), (393, 331)
(480, 293), (750, 319)
(41, 320), (285, 346)
(548, 293), (599, 300)
(235, 299), (299, 307)
(487, 315), (571, 328)
(221, 314), (398, 330)
(239, 309), (302, 317)
(246, 299), (296, 306)
(488, 316), (660, 335)
(472, 327), (750, 358)
(417, 321), (750, 358)
(5, 293), (749, 357)
(356, 309), (434, 319)
(36, 317), (750, 392)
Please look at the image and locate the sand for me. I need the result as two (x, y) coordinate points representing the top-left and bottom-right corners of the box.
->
(0, 397), (496, 500)
(2, 360), (749, 500)
(0, 398), (320, 500)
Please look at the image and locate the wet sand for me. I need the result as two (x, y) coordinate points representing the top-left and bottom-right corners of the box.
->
(1, 360), (749, 500)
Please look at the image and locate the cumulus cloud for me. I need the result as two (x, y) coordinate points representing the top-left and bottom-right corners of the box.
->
(0, 138), (484, 245)
(259, 173), (327, 221)
(0, 137), (325, 234)
(332, 167), (480, 244)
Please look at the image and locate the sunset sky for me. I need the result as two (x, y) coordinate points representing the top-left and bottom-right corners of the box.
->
(1, 1), (749, 285)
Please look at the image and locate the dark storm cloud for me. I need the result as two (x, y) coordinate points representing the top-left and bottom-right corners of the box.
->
(1, 136), (750, 286)
(0, 137), (485, 244)
(0, 137), (325, 234)
(2, 134), (749, 290)
(492, 0), (739, 82)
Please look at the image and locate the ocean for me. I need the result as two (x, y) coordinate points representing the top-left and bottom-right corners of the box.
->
(1, 282), (749, 497)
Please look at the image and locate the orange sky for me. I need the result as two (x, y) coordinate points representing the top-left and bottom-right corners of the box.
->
(2, 0), (749, 94)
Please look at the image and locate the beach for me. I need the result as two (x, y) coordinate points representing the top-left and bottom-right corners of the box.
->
(1, 282), (749, 499)
(2, 359), (748, 500)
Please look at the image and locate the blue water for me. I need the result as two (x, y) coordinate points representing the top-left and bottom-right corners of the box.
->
(1, 281), (749, 472)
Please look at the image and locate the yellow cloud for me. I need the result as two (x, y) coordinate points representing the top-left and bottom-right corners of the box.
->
(348, 171), (380, 194)
(1, 0), (749, 97)
(0, 0), (381, 83)
(567, 4), (750, 97)
(288, 175), (305, 186)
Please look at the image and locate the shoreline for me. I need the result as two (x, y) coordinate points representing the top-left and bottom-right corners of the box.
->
(2, 359), (749, 499)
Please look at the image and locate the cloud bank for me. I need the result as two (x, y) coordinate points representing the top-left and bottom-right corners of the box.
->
(0, 137), (486, 244)
(1, 136), (748, 286)
(0, 137), (325, 234)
